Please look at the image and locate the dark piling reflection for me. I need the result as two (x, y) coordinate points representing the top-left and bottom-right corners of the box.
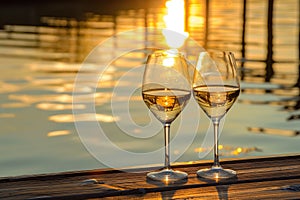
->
(265, 0), (274, 82)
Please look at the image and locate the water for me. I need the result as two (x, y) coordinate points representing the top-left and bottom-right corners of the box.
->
(0, 0), (299, 177)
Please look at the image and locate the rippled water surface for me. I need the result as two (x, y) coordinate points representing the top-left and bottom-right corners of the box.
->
(0, 0), (299, 176)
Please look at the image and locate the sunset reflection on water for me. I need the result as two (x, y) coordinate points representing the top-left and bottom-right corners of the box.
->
(0, 0), (299, 176)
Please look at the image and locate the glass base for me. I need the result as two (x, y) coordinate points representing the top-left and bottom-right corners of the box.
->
(147, 168), (188, 183)
(197, 166), (236, 180)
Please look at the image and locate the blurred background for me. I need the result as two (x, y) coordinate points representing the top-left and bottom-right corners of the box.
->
(0, 0), (299, 177)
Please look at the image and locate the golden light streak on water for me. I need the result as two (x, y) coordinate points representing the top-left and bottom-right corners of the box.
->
(0, 82), (22, 93)
(9, 94), (73, 104)
(1, 103), (29, 108)
(0, 113), (15, 118)
(163, 0), (189, 48)
(49, 113), (119, 123)
(8, 92), (112, 106)
(36, 103), (85, 111)
(194, 145), (262, 156)
(47, 130), (71, 137)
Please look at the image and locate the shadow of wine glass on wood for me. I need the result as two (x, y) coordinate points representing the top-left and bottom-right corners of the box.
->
(198, 175), (238, 200)
(146, 177), (188, 199)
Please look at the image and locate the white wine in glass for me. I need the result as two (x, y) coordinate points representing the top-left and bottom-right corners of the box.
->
(193, 50), (240, 180)
(142, 49), (191, 183)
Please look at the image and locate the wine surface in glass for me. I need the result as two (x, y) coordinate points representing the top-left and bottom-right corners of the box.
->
(142, 88), (191, 124)
(193, 85), (240, 119)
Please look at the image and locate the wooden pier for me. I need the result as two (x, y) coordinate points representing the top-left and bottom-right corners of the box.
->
(0, 154), (300, 199)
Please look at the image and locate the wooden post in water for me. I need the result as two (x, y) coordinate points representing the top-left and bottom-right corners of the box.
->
(184, 0), (189, 33)
(240, 0), (247, 80)
(204, 0), (210, 49)
(297, 0), (300, 87)
(265, 0), (274, 82)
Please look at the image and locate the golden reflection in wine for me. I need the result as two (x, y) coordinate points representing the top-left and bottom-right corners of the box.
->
(162, 57), (175, 67)
(163, 0), (189, 48)
(142, 88), (190, 123)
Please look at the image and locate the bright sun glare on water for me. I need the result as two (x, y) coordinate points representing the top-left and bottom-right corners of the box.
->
(163, 0), (189, 48)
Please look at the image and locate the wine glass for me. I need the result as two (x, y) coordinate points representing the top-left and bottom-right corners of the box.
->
(193, 50), (240, 180)
(142, 49), (191, 183)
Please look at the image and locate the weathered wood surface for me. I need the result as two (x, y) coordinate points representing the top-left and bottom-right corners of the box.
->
(0, 154), (300, 199)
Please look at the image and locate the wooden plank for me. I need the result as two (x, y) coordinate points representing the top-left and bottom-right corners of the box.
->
(0, 154), (299, 199)
(121, 179), (300, 199)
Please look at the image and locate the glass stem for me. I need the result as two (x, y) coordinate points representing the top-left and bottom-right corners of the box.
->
(164, 123), (171, 170)
(212, 119), (221, 168)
